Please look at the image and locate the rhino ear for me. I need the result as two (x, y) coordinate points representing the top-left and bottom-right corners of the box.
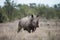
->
(31, 14), (33, 18)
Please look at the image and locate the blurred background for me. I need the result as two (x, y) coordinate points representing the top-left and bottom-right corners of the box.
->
(0, 0), (60, 22)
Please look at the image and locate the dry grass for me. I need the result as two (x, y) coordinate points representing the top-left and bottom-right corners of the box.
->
(0, 19), (60, 40)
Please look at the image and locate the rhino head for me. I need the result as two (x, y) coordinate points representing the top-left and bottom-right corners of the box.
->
(29, 14), (39, 32)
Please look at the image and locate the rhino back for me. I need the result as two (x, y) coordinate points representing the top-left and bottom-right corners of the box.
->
(20, 16), (32, 27)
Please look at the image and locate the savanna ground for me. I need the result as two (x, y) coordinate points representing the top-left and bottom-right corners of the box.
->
(0, 18), (60, 40)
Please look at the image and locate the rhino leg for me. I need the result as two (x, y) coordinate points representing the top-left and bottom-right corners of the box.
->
(32, 27), (36, 32)
(27, 29), (31, 33)
(23, 27), (31, 33)
(27, 27), (31, 33)
(17, 22), (22, 33)
(32, 28), (35, 32)
(17, 26), (22, 33)
(23, 27), (27, 30)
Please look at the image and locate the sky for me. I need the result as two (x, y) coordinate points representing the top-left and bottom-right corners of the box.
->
(0, 0), (60, 7)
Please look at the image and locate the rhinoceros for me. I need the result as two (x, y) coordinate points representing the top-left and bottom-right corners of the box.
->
(17, 15), (39, 33)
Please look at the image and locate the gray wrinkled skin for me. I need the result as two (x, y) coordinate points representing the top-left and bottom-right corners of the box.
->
(17, 15), (39, 33)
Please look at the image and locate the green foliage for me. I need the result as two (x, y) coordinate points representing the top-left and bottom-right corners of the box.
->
(0, 13), (3, 23)
(0, 0), (60, 23)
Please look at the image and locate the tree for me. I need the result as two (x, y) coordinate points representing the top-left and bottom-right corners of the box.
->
(4, 0), (15, 20)
(54, 4), (57, 8)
